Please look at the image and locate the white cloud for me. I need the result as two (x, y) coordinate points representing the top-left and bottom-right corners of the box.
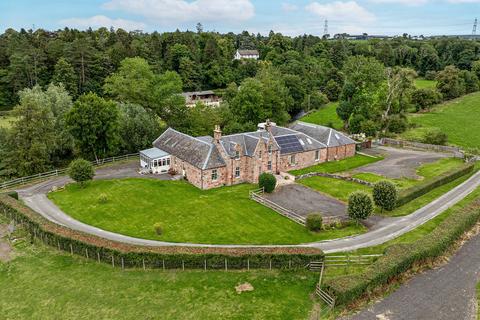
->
(306, 1), (376, 25)
(60, 15), (146, 30)
(103, 0), (255, 23)
(282, 3), (298, 12)
(368, 0), (429, 5)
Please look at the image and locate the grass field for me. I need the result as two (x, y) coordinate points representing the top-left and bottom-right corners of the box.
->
(290, 154), (382, 176)
(300, 102), (343, 130)
(0, 234), (318, 319)
(299, 177), (371, 202)
(403, 92), (480, 150)
(49, 179), (365, 245)
(414, 78), (437, 89)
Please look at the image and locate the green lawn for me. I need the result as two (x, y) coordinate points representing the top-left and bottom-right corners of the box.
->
(0, 236), (318, 319)
(298, 176), (371, 202)
(49, 178), (365, 245)
(290, 154), (382, 176)
(414, 78), (437, 89)
(300, 102), (343, 130)
(403, 92), (480, 150)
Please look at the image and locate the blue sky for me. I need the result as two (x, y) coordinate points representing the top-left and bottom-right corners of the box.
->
(1, 0), (478, 36)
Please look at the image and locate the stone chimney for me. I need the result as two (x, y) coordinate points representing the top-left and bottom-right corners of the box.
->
(214, 125), (222, 142)
(264, 119), (272, 133)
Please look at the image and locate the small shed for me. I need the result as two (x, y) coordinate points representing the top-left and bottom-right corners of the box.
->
(140, 147), (171, 174)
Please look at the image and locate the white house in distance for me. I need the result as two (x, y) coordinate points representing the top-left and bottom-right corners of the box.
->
(181, 90), (222, 108)
(234, 49), (260, 60)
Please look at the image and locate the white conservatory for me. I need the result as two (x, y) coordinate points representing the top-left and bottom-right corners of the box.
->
(139, 147), (171, 174)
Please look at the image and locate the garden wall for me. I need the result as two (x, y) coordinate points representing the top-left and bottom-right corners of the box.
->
(323, 197), (480, 306)
(0, 195), (324, 270)
(380, 138), (464, 158)
(296, 172), (374, 187)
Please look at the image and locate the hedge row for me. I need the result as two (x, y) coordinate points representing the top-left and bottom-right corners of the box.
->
(0, 195), (324, 270)
(396, 162), (474, 207)
(323, 197), (480, 305)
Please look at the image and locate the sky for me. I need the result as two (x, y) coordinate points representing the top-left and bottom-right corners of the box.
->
(0, 0), (478, 37)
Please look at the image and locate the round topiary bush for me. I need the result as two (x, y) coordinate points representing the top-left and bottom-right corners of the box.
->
(258, 173), (277, 193)
(347, 191), (373, 223)
(306, 213), (323, 232)
(68, 158), (94, 187)
(372, 180), (397, 212)
(153, 223), (163, 235)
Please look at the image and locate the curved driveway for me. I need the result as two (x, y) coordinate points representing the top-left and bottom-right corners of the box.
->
(16, 163), (480, 253)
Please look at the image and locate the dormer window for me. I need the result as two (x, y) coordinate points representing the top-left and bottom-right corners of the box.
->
(258, 151), (262, 158)
(235, 150), (240, 159)
(268, 144), (272, 154)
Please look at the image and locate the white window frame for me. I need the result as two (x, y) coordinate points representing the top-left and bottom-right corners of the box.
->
(290, 155), (295, 165)
(211, 169), (218, 181)
(267, 161), (272, 171)
(268, 144), (272, 154)
(315, 150), (320, 161)
(235, 167), (240, 178)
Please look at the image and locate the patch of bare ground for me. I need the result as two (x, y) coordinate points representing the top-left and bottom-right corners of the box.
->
(335, 222), (480, 319)
(0, 224), (13, 262)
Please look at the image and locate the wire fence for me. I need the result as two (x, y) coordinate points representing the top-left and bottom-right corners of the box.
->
(0, 153), (139, 190)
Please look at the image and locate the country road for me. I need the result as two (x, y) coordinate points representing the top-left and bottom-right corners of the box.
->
(16, 162), (480, 253)
(345, 232), (480, 320)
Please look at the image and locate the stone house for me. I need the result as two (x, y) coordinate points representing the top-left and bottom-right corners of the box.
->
(234, 49), (260, 60)
(140, 121), (356, 190)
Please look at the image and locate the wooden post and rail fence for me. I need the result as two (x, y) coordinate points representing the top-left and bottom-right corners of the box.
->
(249, 188), (306, 225)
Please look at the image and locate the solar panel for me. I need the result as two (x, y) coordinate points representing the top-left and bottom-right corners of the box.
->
(276, 135), (304, 154)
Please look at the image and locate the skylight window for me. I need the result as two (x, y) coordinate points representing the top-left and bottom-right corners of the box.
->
(306, 138), (312, 144)
(299, 139), (305, 146)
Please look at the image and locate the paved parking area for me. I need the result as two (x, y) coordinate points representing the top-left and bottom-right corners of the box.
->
(263, 184), (347, 218)
(356, 146), (451, 179)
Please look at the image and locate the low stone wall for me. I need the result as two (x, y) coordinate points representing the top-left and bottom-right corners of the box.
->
(380, 138), (464, 158)
(296, 172), (374, 187)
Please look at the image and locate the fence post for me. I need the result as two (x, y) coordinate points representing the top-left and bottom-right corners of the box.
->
(289, 260), (292, 269)
(162, 259), (165, 271)
(225, 258), (227, 271)
(143, 259), (146, 271)
(70, 244), (73, 255)
(85, 248), (89, 259)
(112, 256), (115, 268)
(247, 259), (250, 271)
(269, 259), (272, 270)
(204, 259), (207, 271)
(121, 257), (124, 270)
(97, 252), (100, 263)
(182, 260), (185, 271)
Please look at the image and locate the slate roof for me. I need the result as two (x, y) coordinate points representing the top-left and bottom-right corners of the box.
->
(153, 128), (225, 170)
(237, 49), (259, 56)
(290, 122), (356, 147)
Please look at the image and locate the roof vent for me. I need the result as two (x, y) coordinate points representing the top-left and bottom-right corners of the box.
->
(306, 138), (312, 144)
(299, 139), (305, 146)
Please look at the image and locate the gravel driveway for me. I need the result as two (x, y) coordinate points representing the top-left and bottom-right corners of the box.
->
(346, 232), (480, 320)
(263, 184), (347, 218)
(356, 147), (451, 179)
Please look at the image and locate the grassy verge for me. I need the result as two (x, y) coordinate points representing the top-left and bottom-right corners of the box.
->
(403, 92), (480, 149)
(299, 102), (343, 130)
(298, 177), (371, 202)
(48, 178), (365, 245)
(0, 233), (318, 319)
(290, 154), (382, 176)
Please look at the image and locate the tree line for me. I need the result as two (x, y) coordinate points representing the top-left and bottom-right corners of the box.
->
(1, 27), (480, 180)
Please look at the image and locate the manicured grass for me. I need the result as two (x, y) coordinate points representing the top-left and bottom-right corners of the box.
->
(290, 154), (382, 176)
(403, 92), (480, 150)
(0, 115), (15, 129)
(49, 178), (365, 245)
(300, 102), (343, 130)
(414, 78), (437, 89)
(0, 238), (318, 319)
(298, 176), (371, 202)
(352, 172), (417, 189)
(349, 184), (480, 255)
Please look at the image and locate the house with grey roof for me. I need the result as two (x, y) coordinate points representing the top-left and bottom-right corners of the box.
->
(234, 49), (260, 60)
(140, 120), (356, 190)
(181, 90), (222, 107)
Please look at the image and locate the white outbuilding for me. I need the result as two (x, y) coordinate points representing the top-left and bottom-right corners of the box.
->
(139, 147), (171, 174)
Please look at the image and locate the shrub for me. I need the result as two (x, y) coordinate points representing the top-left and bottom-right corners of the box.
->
(153, 223), (163, 235)
(412, 88), (442, 111)
(68, 159), (94, 187)
(386, 114), (408, 134)
(424, 70), (437, 80)
(373, 181), (397, 212)
(422, 128), (448, 146)
(306, 213), (323, 232)
(347, 192), (373, 222)
(4, 191), (18, 200)
(436, 65), (466, 100)
(396, 163), (474, 207)
(98, 194), (108, 204)
(259, 173), (276, 193)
